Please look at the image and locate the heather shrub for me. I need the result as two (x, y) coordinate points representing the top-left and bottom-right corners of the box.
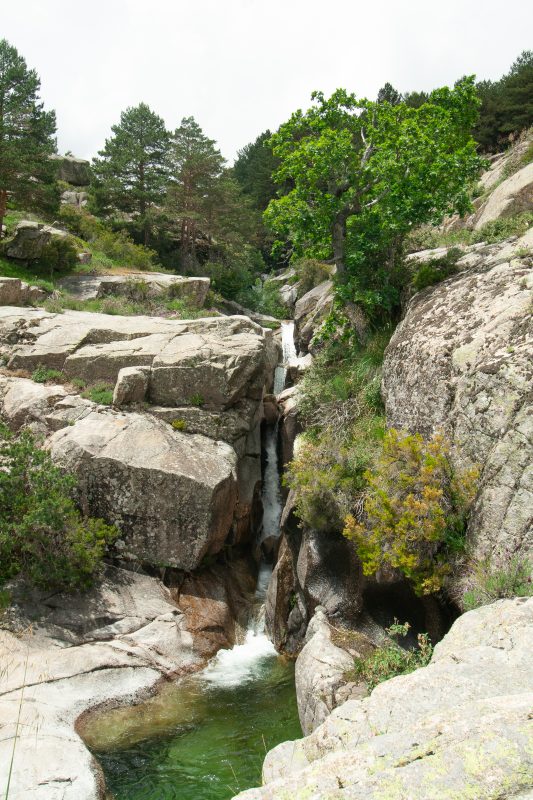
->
(343, 429), (479, 595)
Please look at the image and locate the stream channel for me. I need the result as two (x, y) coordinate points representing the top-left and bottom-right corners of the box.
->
(83, 323), (301, 800)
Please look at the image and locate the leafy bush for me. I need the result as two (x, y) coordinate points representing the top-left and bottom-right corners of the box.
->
(294, 258), (331, 297)
(35, 236), (78, 280)
(58, 206), (157, 270)
(462, 555), (533, 610)
(82, 383), (114, 405)
(171, 418), (187, 431)
(32, 365), (64, 383)
(349, 620), (433, 691)
(343, 429), (479, 595)
(285, 331), (388, 531)
(411, 247), (463, 291)
(237, 277), (287, 318)
(0, 424), (117, 591)
(474, 211), (533, 243)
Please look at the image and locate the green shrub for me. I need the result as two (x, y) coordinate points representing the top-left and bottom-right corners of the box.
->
(189, 393), (204, 407)
(237, 278), (287, 318)
(0, 424), (117, 591)
(463, 555), (533, 610)
(82, 383), (114, 405)
(474, 211), (533, 244)
(285, 331), (388, 532)
(411, 247), (463, 291)
(294, 258), (331, 297)
(344, 429), (479, 595)
(35, 236), (78, 280)
(171, 418), (187, 431)
(349, 620), (433, 691)
(32, 365), (64, 384)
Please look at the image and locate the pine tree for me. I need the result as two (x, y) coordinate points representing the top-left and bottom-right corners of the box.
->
(92, 103), (170, 244)
(166, 117), (224, 270)
(233, 130), (280, 211)
(0, 39), (57, 238)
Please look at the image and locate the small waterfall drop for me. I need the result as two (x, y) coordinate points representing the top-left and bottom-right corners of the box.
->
(273, 321), (297, 395)
(201, 326), (296, 688)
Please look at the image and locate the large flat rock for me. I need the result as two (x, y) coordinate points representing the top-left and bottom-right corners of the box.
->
(0, 308), (273, 410)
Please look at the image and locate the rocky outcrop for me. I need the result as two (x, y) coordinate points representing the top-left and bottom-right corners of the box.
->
(50, 154), (91, 186)
(0, 310), (277, 570)
(293, 280), (333, 353)
(0, 559), (257, 800)
(265, 493), (363, 654)
(383, 232), (533, 582)
(235, 597), (533, 799)
(0, 276), (46, 306)
(474, 161), (533, 230)
(58, 272), (211, 307)
(3, 220), (68, 261)
(295, 609), (373, 735)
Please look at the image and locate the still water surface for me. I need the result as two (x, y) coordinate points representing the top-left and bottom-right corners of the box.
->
(86, 628), (300, 800)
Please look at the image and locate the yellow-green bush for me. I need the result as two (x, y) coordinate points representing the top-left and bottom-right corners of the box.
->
(343, 429), (479, 595)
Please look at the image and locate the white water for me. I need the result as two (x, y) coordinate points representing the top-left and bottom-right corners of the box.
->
(273, 321), (297, 395)
(261, 423), (283, 542)
(200, 563), (276, 688)
(201, 326), (296, 688)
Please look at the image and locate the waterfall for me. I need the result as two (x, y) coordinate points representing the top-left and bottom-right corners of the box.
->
(200, 562), (276, 687)
(200, 329), (295, 688)
(273, 321), (297, 395)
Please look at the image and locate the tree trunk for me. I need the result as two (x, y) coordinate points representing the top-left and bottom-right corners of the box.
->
(332, 210), (348, 276)
(0, 189), (7, 240)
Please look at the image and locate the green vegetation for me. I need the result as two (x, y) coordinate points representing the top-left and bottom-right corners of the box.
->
(0, 39), (57, 239)
(265, 80), (482, 321)
(475, 51), (533, 152)
(92, 103), (170, 246)
(407, 211), (533, 253)
(463, 556), (533, 611)
(81, 383), (114, 405)
(43, 288), (214, 320)
(171, 419), (187, 432)
(189, 393), (204, 407)
(285, 330), (388, 531)
(34, 236), (79, 282)
(31, 365), (64, 383)
(293, 258), (331, 297)
(348, 620), (433, 691)
(344, 429), (479, 595)
(0, 423), (117, 591)
(411, 247), (463, 291)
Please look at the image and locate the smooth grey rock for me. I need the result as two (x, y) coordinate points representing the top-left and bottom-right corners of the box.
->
(4, 220), (67, 261)
(50, 154), (91, 185)
(49, 410), (238, 570)
(234, 598), (533, 800)
(294, 280), (333, 352)
(383, 236), (533, 582)
(474, 161), (533, 229)
(113, 366), (150, 406)
(0, 276), (46, 306)
(0, 567), (203, 800)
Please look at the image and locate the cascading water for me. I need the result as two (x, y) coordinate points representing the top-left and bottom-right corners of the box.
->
(86, 321), (302, 800)
(273, 320), (297, 394)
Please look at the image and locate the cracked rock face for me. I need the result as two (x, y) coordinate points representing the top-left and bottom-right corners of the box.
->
(382, 234), (533, 574)
(234, 598), (533, 799)
(0, 310), (277, 569)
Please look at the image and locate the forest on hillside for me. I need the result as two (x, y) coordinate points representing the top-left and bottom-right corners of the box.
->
(0, 37), (532, 322)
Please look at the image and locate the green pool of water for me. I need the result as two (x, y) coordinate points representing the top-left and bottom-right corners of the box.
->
(84, 640), (301, 800)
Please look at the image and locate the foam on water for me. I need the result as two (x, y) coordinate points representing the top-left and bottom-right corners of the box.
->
(273, 320), (297, 394)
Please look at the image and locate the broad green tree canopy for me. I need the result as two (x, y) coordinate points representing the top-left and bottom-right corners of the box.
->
(264, 79), (482, 314)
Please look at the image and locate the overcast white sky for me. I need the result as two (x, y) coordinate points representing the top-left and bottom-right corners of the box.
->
(3, 0), (532, 163)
